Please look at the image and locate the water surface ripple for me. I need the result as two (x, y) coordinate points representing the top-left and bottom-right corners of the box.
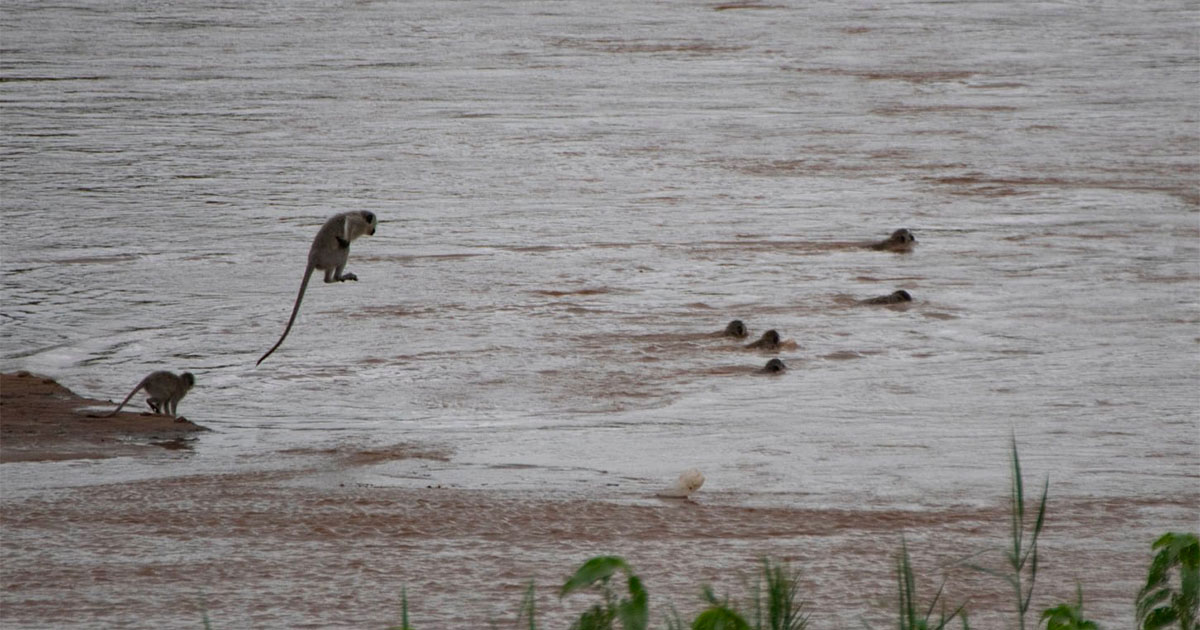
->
(1, 0), (1197, 627)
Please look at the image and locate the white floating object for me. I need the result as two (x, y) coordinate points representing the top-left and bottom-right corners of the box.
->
(657, 468), (705, 498)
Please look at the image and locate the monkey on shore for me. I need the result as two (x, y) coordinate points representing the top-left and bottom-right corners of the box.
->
(860, 290), (913, 305)
(869, 228), (917, 252)
(95, 371), (195, 418)
(257, 211), (378, 365)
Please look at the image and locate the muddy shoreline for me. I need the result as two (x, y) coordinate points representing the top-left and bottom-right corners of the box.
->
(0, 372), (208, 463)
(1, 374), (1193, 627)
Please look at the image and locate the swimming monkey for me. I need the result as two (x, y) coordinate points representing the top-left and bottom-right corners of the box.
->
(97, 371), (195, 418)
(745, 329), (781, 350)
(758, 358), (787, 374)
(869, 228), (917, 252)
(722, 319), (748, 338)
(860, 290), (913, 305)
(257, 211), (378, 365)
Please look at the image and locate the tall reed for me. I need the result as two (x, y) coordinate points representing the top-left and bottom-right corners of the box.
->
(970, 436), (1047, 630)
(895, 538), (968, 630)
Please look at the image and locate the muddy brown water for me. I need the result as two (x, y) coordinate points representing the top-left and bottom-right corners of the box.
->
(2, 0), (1197, 627)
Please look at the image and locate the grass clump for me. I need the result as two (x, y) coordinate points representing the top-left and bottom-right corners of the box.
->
(685, 558), (809, 630)
(559, 555), (649, 630)
(895, 538), (968, 630)
(1041, 584), (1098, 630)
(750, 558), (809, 630)
(1136, 532), (1199, 630)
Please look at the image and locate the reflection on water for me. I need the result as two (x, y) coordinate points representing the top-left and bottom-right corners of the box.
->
(1, 0), (1197, 626)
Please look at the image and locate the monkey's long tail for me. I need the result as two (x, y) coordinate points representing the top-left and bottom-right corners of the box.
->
(102, 380), (148, 417)
(257, 264), (314, 365)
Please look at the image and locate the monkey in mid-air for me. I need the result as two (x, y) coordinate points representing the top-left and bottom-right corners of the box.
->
(257, 210), (378, 365)
(95, 371), (195, 418)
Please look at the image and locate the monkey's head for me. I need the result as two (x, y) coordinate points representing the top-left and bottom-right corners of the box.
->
(761, 330), (780, 345)
(892, 290), (913, 302)
(761, 358), (786, 374)
(181, 372), (196, 387)
(361, 211), (377, 236)
(890, 228), (915, 245)
(723, 319), (747, 338)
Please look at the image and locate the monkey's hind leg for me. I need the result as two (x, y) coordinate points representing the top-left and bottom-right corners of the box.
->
(324, 264), (357, 283)
(147, 398), (162, 414)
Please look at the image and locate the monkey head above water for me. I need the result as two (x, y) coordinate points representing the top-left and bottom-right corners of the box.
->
(869, 228), (917, 252)
(722, 319), (748, 338)
(860, 290), (913, 305)
(758, 358), (787, 374)
(745, 329), (781, 350)
(257, 210), (378, 365)
(93, 371), (195, 418)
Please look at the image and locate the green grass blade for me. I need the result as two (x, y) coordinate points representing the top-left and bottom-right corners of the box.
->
(561, 556), (631, 597)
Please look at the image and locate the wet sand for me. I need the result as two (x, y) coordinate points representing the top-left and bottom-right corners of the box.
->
(0, 372), (207, 463)
(1, 375), (1192, 628)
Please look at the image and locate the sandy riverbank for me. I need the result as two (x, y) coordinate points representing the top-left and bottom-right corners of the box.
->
(0, 371), (208, 463)
(0, 373), (1192, 628)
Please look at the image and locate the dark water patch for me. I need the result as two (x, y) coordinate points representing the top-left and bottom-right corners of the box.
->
(52, 254), (140, 265)
(634, 195), (686, 205)
(6, 132), (80, 138)
(822, 351), (868, 361)
(624, 331), (722, 344)
(687, 238), (875, 255)
(0, 75), (110, 82)
(967, 82), (1030, 89)
(871, 104), (1019, 116)
(715, 156), (875, 178)
(591, 241), (646, 249)
(928, 173), (1200, 204)
(496, 244), (570, 253)
(279, 442), (452, 465)
(713, 2), (784, 10)
(150, 437), (197, 451)
(346, 303), (469, 319)
(783, 66), (975, 84)
(551, 38), (748, 55)
(531, 287), (612, 297)
(355, 253), (484, 263)
(853, 275), (926, 283)
(127, 17), (260, 30)
(348, 62), (421, 70)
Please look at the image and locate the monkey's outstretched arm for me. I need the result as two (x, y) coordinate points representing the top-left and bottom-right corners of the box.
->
(257, 263), (316, 365)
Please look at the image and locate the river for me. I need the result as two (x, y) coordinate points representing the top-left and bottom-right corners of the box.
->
(1, 0), (1197, 627)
